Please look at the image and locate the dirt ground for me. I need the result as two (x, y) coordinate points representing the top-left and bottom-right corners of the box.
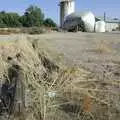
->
(0, 32), (120, 120)
(1, 32), (120, 75)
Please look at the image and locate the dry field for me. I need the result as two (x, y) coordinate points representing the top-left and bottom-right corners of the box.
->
(0, 32), (120, 120)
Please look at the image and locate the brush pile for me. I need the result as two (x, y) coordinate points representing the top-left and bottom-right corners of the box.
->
(0, 36), (120, 120)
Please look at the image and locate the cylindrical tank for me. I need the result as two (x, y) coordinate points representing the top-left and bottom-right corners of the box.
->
(60, 0), (75, 28)
(80, 11), (95, 32)
(95, 21), (106, 32)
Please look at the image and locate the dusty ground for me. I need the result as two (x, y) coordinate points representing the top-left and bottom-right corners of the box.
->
(1, 32), (120, 76)
(0, 32), (120, 120)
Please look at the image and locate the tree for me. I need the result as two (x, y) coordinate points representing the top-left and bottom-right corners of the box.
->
(4, 13), (21, 27)
(0, 5), (58, 28)
(19, 15), (27, 27)
(44, 18), (57, 27)
(0, 11), (6, 27)
(0, 12), (21, 27)
(21, 5), (44, 27)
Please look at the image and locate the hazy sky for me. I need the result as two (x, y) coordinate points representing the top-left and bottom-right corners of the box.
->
(0, 0), (120, 24)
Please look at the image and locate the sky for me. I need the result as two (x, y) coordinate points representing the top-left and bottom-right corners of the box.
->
(0, 0), (120, 24)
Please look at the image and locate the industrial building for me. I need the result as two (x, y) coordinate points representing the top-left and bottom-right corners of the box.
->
(59, 0), (120, 32)
(96, 17), (120, 32)
(105, 19), (120, 32)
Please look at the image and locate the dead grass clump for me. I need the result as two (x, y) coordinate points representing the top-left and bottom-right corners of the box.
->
(21, 27), (45, 35)
(0, 27), (46, 35)
(0, 37), (120, 120)
(0, 28), (21, 35)
(90, 40), (113, 54)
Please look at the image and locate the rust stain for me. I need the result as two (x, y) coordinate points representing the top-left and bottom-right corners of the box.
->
(83, 95), (92, 112)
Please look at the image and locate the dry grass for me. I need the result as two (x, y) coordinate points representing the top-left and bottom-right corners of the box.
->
(0, 28), (21, 35)
(0, 36), (120, 120)
(0, 27), (53, 35)
(90, 40), (113, 54)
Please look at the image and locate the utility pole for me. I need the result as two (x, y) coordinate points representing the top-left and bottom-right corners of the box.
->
(104, 12), (106, 22)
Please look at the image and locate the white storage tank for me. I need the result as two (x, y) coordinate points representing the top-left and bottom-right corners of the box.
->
(80, 11), (95, 32)
(95, 21), (106, 32)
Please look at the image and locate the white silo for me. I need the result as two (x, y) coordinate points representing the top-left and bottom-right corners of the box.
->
(59, 0), (75, 28)
(80, 11), (95, 32)
(95, 21), (106, 32)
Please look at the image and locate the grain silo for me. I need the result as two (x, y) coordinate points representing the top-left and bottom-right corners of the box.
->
(95, 21), (106, 32)
(80, 11), (95, 32)
(59, 0), (75, 28)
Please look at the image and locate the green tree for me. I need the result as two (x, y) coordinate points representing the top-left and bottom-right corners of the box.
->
(1, 12), (21, 27)
(44, 18), (57, 27)
(21, 5), (44, 27)
(19, 15), (27, 27)
(0, 11), (7, 27)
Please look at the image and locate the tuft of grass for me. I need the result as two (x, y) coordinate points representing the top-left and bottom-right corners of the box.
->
(90, 40), (113, 54)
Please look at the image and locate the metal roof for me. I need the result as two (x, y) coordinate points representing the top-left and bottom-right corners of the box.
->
(66, 11), (94, 19)
(96, 17), (120, 23)
(106, 19), (120, 23)
(66, 12), (120, 23)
